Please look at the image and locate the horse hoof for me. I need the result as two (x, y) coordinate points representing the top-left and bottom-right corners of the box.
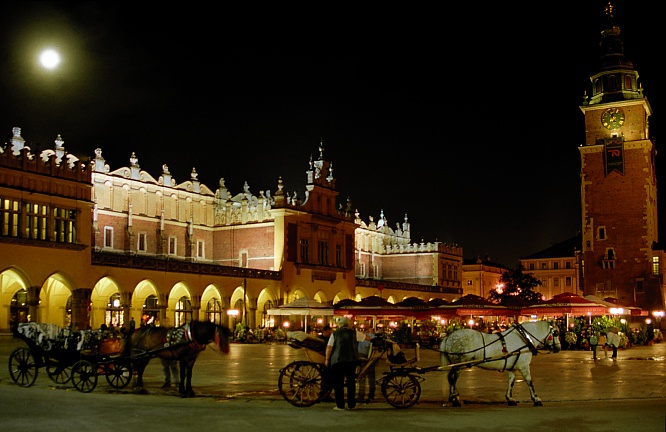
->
(534, 401), (543, 407)
(133, 388), (148, 395)
(508, 400), (518, 406)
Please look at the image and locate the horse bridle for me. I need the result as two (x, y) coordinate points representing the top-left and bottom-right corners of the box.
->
(514, 323), (559, 355)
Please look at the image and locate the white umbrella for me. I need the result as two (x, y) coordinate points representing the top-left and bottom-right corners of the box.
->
(267, 297), (334, 332)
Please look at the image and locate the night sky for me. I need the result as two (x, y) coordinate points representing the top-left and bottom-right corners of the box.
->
(0, 1), (662, 267)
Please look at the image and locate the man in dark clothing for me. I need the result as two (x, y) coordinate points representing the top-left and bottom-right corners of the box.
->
(325, 317), (359, 411)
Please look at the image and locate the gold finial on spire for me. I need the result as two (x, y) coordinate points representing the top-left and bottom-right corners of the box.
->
(604, 2), (614, 18)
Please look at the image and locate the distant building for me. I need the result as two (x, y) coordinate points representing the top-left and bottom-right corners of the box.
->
(519, 235), (581, 300)
(462, 257), (507, 298)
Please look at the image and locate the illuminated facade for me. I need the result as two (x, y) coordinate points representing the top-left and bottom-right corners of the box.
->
(0, 132), (462, 332)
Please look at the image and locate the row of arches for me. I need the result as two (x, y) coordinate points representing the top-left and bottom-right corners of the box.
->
(0, 267), (352, 332)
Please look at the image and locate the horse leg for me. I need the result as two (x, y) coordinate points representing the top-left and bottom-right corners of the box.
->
(133, 360), (149, 395)
(179, 359), (195, 398)
(445, 369), (463, 407)
(517, 364), (542, 406)
(505, 371), (518, 406)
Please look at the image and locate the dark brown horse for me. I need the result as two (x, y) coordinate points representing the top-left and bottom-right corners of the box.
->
(127, 320), (231, 397)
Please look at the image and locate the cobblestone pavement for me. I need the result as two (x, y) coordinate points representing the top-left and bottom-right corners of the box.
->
(1, 334), (665, 431)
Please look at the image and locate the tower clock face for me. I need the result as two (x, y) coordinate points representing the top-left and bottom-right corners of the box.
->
(601, 107), (625, 130)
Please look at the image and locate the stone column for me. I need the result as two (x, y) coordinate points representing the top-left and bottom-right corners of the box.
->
(71, 288), (92, 330)
(26, 286), (41, 323)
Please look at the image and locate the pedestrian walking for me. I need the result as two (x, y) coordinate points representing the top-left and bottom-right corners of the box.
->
(325, 317), (359, 411)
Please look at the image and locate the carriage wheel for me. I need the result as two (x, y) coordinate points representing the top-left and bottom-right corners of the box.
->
(278, 361), (328, 407)
(8, 347), (38, 387)
(104, 360), (132, 389)
(46, 358), (72, 384)
(381, 372), (421, 409)
(71, 360), (98, 393)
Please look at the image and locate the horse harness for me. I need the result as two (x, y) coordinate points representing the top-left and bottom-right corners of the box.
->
(163, 322), (208, 352)
(445, 323), (557, 373)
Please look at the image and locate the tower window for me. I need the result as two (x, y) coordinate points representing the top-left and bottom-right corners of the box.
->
(598, 227), (606, 240)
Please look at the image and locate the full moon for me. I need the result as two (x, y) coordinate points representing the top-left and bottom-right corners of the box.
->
(39, 49), (61, 70)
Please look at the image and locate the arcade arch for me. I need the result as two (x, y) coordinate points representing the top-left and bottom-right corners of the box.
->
(0, 268), (30, 327)
(39, 273), (75, 327)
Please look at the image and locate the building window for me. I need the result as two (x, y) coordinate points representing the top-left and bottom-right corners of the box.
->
(356, 262), (366, 278)
(541, 262), (547, 270)
(137, 232), (147, 252)
(206, 298), (222, 324)
(105, 293), (123, 327)
(25, 203), (48, 240)
(467, 279), (473, 286)
(175, 296), (192, 326)
(598, 227), (606, 240)
(241, 251), (248, 267)
(566, 277), (572, 287)
(104, 226), (114, 248)
(53, 207), (76, 243)
(335, 244), (342, 267)
(0, 198), (20, 237)
(168, 237), (177, 255)
(653, 256), (660, 276)
(553, 262), (559, 270)
(554, 277), (560, 287)
(197, 240), (205, 259)
(529, 263), (535, 270)
(300, 238), (310, 264)
(318, 240), (329, 266)
(636, 279), (645, 293)
(566, 261), (571, 269)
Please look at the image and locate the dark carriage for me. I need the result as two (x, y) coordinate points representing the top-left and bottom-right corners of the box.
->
(278, 331), (424, 409)
(8, 322), (132, 393)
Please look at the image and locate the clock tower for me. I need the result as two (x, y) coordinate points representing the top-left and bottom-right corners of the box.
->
(579, 3), (662, 311)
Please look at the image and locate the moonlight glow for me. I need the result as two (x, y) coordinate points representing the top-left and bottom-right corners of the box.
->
(39, 49), (61, 70)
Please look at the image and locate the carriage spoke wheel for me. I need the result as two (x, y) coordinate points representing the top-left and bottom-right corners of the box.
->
(8, 347), (38, 387)
(46, 358), (72, 384)
(71, 360), (98, 393)
(381, 372), (421, 409)
(105, 360), (132, 389)
(278, 361), (326, 407)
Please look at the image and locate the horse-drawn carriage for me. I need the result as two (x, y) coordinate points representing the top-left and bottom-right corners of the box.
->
(278, 321), (562, 409)
(8, 322), (132, 393)
(278, 330), (426, 409)
(8, 320), (232, 397)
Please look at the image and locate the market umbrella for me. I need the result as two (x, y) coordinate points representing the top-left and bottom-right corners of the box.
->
(602, 296), (648, 317)
(436, 294), (513, 317)
(267, 297), (334, 332)
(522, 292), (608, 316)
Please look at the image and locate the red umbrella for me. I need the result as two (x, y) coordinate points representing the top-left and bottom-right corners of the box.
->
(522, 292), (609, 316)
(436, 294), (514, 316)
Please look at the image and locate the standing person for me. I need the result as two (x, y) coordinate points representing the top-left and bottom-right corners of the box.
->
(325, 317), (359, 411)
(598, 332), (608, 358)
(161, 358), (179, 389)
(319, 324), (333, 343)
(357, 328), (376, 403)
(589, 332), (598, 360)
(607, 326), (621, 360)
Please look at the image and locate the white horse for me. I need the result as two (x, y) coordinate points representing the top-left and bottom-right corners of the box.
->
(439, 320), (561, 407)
